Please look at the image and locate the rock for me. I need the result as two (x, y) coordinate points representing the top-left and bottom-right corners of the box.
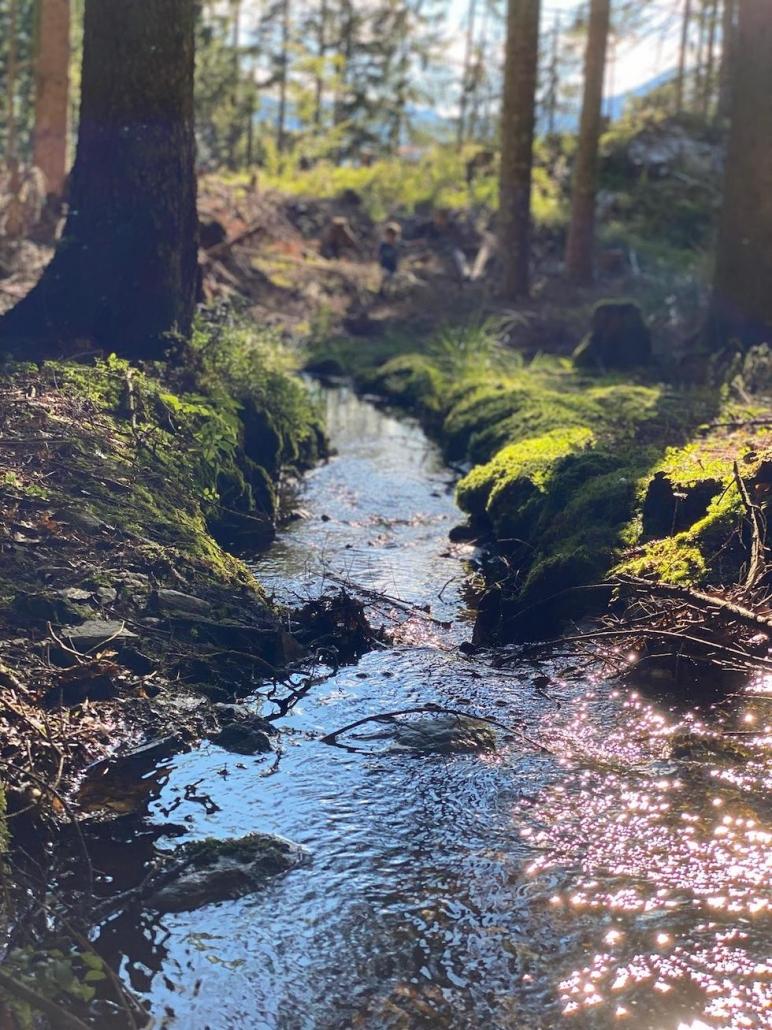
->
(145, 833), (306, 913)
(116, 573), (150, 593)
(358, 713), (497, 754)
(210, 704), (277, 755)
(155, 589), (212, 617)
(116, 645), (156, 675)
(10, 590), (84, 624)
(97, 586), (118, 604)
(59, 620), (137, 651)
(572, 301), (652, 371)
(211, 721), (273, 755)
(448, 522), (479, 542)
(58, 587), (93, 603)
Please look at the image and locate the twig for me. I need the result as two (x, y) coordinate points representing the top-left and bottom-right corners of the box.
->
(522, 627), (772, 669)
(733, 460), (767, 588)
(617, 574), (772, 634)
(320, 703), (551, 753)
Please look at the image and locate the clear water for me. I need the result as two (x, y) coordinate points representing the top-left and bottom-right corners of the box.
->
(91, 385), (771, 1030)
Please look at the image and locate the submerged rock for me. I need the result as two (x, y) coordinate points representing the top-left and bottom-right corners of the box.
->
(357, 714), (497, 754)
(211, 719), (274, 755)
(145, 833), (306, 913)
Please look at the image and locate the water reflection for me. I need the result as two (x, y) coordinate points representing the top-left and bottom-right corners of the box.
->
(88, 385), (770, 1029)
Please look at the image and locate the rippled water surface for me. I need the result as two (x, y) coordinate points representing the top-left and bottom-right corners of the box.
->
(97, 385), (770, 1029)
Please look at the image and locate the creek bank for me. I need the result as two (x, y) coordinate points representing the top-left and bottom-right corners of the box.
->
(307, 331), (772, 644)
(0, 322), (367, 843)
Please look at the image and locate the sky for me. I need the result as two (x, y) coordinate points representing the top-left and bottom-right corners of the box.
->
(448, 0), (683, 97)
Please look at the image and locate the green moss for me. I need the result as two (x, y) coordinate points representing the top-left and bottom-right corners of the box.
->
(457, 426), (595, 536)
(362, 354), (447, 418)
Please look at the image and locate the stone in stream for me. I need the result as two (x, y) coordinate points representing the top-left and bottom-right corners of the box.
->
(209, 703), (277, 755)
(145, 833), (307, 913)
(357, 713), (498, 754)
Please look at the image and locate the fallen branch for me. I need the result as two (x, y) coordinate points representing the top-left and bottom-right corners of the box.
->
(204, 221), (265, 259)
(326, 573), (452, 628)
(320, 703), (550, 753)
(522, 626), (772, 670)
(617, 574), (772, 634)
(733, 460), (767, 588)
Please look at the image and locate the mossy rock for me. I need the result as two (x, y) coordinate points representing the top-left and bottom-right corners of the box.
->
(145, 832), (307, 913)
(363, 354), (446, 418)
(456, 427), (595, 529)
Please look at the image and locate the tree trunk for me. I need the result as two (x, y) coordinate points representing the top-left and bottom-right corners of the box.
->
(564, 0), (610, 284)
(676, 0), (692, 112)
(314, 0), (328, 128)
(276, 0), (291, 152)
(5, 0), (19, 166)
(33, 0), (71, 198)
(0, 0), (198, 361)
(709, 0), (772, 349)
(701, 0), (719, 117)
(716, 0), (736, 121)
(457, 0), (477, 149)
(498, 0), (540, 300)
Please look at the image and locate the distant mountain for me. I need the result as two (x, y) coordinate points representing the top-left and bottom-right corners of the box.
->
(540, 69), (675, 134)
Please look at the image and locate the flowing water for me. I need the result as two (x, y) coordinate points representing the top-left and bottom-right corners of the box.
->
(90, 384), (770, 1029)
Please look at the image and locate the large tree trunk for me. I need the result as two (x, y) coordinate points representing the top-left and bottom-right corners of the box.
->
(0, 0), (198, 361)
(33, 0), (70, 198)
(709, 0), (772, 348)
(498, 0), (540, 300)
(564, 0), (610, 284)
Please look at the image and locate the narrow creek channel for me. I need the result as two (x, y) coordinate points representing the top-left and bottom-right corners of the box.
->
(92, 384), (769, 1029)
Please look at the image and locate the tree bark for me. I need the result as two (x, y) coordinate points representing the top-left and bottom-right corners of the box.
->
(675, 0), (692, 112)
(498, 0), (540, 300)
(0, 0), (198, 361)
(33, 0), (70, 198)
(716, 0), (736, 121)
(564, 0), (610, 284)
(701, 0), (719, 117)
(276, 0), (291, 152)
(709, 0), (772, 349)
(457, 0), (478, 149)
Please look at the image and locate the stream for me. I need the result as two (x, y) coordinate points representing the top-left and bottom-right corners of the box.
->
(90, 384), (770, 1029)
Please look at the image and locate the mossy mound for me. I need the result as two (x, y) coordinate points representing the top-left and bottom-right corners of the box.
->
(456, 426), (596, 537)
(338, 333), (761, 640)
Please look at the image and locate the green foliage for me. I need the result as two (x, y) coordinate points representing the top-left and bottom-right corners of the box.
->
(0, 946), (108, 1028)
(259, 145), (563, 225)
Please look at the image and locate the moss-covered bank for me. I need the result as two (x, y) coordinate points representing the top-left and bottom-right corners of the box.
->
(314, 328), (771, 641)
(0, 317), (326, 827)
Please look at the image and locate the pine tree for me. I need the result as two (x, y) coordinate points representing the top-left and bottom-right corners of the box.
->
(498, 0), (540, 299)
(564, 0), (610, 284)
(33, 0), (71, 197)
(710, 0), (772, 348)
(0, 0), (198, 360)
